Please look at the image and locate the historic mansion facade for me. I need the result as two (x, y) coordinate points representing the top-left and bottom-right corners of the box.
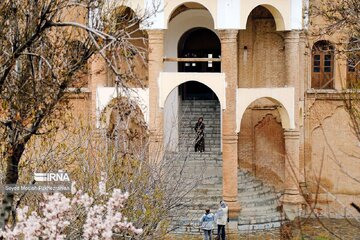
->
(71, 0), (360, 231)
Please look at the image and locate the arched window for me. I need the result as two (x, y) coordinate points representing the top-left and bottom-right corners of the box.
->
(177, 28), (221, 100)
(106, 6), (148, 88)
(311, 41), (335, 89)
(178, 27), (221, 73)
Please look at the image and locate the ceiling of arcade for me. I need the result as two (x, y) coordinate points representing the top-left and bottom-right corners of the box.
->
(169, 2), (206, 22)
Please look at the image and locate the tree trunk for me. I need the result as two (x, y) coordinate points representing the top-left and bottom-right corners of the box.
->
(0, 143), (25, 230)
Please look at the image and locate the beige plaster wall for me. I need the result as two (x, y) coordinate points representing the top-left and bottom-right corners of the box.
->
(306, 98), (360, 216)
(68, 94), (91, 123)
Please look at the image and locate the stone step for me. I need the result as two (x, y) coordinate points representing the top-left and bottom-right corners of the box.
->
(180, 140), (221, 143)
(240, 199), (278, 208)
(180, 116), (220, 121)
(239, 194), (279, 204)
(188, 190), (223, 197)
(180, 129), (220, 133)
(238, 181), (264, 191)
(180, 120), (220, 124)
(182, 195), (222, 202)
(180, 111), (220, 114)
(238, 188), (275, 200)
(238, 221), (282, 231)
(180, 115), (220, 119)
(238, 213), (284, 225)
(172, 157), (222, 162)
(179, 129), (221, 132)
(178, 149), (222, 153)
(181, 105), (220, 108)
(179, 142), (221, 146)
(181, 113), (220, 116)
(180, 128), (220, 132)
(179, 135), (221, 139)
(179, 145), (221, 149)
(179, 144), (221, 148)
(240, 205), (279, 215)
(179, 202), (221, 211)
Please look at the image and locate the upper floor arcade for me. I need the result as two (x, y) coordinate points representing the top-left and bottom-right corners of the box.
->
(95, 0), (358, 92)
(109, 0), (303, 31)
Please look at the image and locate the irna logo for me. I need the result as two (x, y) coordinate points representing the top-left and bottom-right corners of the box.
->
(34, 171), (70, 182)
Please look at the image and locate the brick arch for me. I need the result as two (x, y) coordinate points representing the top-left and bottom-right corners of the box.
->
(159, 72), (226, 110)
(241, 1), (288, 31)
(165, 1), (217, 28)
(96, 87), (149, 128)
(101, 96), (147, 134)
(237, 88), (295, 132)
(104, 0), (142, 16)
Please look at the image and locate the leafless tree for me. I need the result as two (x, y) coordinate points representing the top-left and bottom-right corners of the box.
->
(0, 0), (160, 230)
(0, 110), (203, 239)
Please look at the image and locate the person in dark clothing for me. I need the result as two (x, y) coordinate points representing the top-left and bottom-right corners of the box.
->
(194, 117), (205, 152)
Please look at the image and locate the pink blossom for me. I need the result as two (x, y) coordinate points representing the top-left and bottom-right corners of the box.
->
(0, 182), (142, 239)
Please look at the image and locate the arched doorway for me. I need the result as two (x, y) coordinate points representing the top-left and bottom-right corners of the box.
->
(178, 28), (221, 100)
(241, 5), (286, 88)
(237, 97), (286, 228)
(177, 81), (221, 153)
(107, 6), (148, 88)
(238, 97), (286, 190)
(103, 96), (148, 156)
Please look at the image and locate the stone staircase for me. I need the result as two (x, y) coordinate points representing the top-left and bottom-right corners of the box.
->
(237, 170), (284, 231)
(178, 100), (221, 153)
(169, 152), (223, 234)
(169, 99), (284, 234)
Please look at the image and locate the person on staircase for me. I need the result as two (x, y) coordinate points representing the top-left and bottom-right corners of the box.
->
(194, 117), (205, 152)
(215, 201), (228, 240)
(199, 208), (215, 240)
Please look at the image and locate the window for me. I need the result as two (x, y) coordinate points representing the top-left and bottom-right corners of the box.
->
(347, 60), (360, 88)
(311, 41), (334, 89)
(346, 38), (360, 88)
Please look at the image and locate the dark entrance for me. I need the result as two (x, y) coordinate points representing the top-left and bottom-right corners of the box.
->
(178, 28), (221, 100)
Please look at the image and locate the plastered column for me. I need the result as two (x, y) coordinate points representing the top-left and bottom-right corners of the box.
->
(147, 30), (164, 159)
(285, 31), (300, 110)
(298, 32), (306, 183)
(284, 31), (302, 176)
(281, 129), (304, 219)
(220, 30), (241, 222)
(283, 31), (304, 218)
